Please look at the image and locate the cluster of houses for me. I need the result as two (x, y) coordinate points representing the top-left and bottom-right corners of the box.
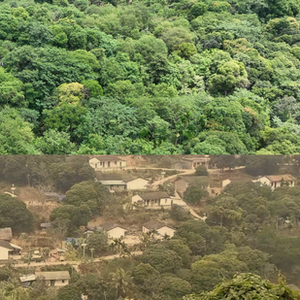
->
(83, 220), (176, 243)
(88, 155), (211, 172)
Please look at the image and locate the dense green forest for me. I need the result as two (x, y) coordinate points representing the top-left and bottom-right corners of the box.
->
(0, 0), (300, 154)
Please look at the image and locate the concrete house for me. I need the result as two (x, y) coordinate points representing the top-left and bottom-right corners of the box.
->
(253, 174), (296, 190)
(89, 156), (127, 171)
(35, 271), (70, 287)
(126, 178), (150, 190)
(142, 220), (175, 239)
(174, 156), (210, 170)
(0, 240), (14, 260)
(99, 223), (128, 239)
(98, 175), (150, 192)
(0, 240), (22, 260)
(132, 192), (173, 208)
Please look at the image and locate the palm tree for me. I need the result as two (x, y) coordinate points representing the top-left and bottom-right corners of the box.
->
(110, 238), (131, 258)
(109, 268), (135, 299)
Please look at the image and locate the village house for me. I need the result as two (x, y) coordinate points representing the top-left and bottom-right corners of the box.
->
(252, 174), (296, 190)
(0, 240), (22, 261)
(132, 192), (173, 209)
(89, 156), (127, 172)
(142, 220), (175, 239)
(35, 271), (70, 287)
(173, 156), (210, 170)
(98, 223), (128, 239)
(98, 175), (150, 192)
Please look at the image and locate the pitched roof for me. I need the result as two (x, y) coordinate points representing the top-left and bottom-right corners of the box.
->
(99, 222), (128, 231)
(139, 192), (170, 200)
(265, 174), (296, 182)
(0, 240), (14, 250)
(100, 180), (126, 185)
(90, 155), (126, 162)
(182, 155), (210, 162)
(0, 228), (12, 241)
(20, 274), (36, 283)
(35, 271), (70, 281)
(143, 220), (173, 230)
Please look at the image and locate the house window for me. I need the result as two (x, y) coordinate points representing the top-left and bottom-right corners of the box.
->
(120, 162), (122, 166)
(100, 162), (102, 166)
(115, 161), (117, 165)
(50, 280), (55, 286)
(62, 280), (65, 283)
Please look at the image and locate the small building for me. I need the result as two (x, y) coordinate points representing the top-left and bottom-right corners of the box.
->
(252, 174), (296, 190)
(20, 274), (37, 288)
(126, 178), (150, 190)
(89, 156), (127, 171)
(142, 220), (175, 239)
(0, 240), (22, 260)
(35, 271), (70, 287)
(174, 156), (210, 170)
(98, 175), (150, 192)
(99, 180), (127, 192)
(132, 192), (173, 208)
(0, 228), (12, 241)
(0, 240), (13, 260)
(99, 223), (128, 239)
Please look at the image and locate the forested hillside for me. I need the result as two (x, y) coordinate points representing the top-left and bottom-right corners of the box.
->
(0, 0), (300, 154)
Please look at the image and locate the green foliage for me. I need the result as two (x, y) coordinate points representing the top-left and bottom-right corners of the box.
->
(0, 194), (34, 234)
(0, 0), (297, 154)
(65, 181), (111, 214)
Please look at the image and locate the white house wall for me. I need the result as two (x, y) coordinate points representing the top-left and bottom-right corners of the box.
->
(157, 226), (175, 238)
(132, 195), (143, 204)
(107, 228), (127, 239)
(0, 247), (10, 260)
(127, 178), (149, 190)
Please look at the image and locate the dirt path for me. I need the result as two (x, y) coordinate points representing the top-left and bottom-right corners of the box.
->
(150, 169), (196, 188)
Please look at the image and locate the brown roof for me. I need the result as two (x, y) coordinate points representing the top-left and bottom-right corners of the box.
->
(99, 222), (128, 231)
(139, 192), (170, 200)
(265, 174), (296, 182)
(0, 228), (12, 241)
(35, 271), (70, 281)
(143, 220), (173, 230)
(0, 240), (14, 250)
(90, 155), (126, 162)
